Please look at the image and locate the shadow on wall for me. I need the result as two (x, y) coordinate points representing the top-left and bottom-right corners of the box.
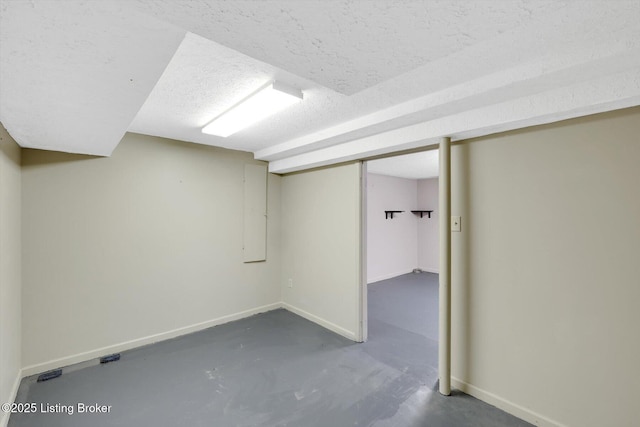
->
(0, 125), (22, 167)
(18, 131), (243, 168)
(20, 150), (101, 167)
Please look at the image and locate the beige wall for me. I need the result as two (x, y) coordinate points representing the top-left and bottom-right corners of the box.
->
(0, 125), (21, 427)
(281, 163), (362, 340)
(21, 133), (282, 372)
(451, 107), (640, 427)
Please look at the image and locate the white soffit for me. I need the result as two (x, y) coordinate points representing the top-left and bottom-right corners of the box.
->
(368, 151), (439, 180)
(0, 0), (185, 155)
(127, 32), (318, 152)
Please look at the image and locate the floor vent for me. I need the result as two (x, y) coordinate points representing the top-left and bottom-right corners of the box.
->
(100, 353), (121, 364)
(37, 369), (62, 382)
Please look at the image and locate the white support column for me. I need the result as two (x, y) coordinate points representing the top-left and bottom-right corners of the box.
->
(359, 161), (368, 343)
(439, 137), (452, 396)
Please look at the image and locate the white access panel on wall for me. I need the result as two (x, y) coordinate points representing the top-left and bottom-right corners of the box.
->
(243, 164), (268, 262)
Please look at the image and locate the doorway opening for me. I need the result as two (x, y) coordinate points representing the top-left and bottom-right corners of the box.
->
(360, 149), (440, 384)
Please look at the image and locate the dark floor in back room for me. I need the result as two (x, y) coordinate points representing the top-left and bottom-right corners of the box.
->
(9, 272), (532, 427)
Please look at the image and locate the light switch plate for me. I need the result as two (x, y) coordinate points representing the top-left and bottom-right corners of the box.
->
(452, 216), (461, 232)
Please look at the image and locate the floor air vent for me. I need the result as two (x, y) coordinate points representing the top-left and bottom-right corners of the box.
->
(37, 369), (62, 382)
(100, 353), (121, 364)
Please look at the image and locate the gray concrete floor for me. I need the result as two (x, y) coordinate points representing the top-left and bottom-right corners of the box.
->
(9, 272), (531, 426)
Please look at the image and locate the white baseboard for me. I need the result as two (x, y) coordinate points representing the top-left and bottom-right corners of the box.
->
(21, 303), (282, 378)
(19, 301), (357, 394)
(1, 368), (23, 427)
(368, 268), (439, 283)
(451, 377), (566, 427)
(367, 270), (414, 284)
(281, 302), (358, 342)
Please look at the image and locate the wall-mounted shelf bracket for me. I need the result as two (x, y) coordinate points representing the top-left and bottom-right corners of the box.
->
(385, 210), (404, 219)
(411, 210), (434, 218)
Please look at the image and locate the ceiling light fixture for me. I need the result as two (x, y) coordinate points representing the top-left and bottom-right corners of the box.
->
(202, 81), (303, 137)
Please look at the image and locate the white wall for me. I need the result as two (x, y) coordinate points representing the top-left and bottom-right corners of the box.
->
(417, 178), (439, 273)
(21, 133), (282, 373)
(366, 173), (439, 281)
(0, 125), (21, 427)
(366, 173), (418, 283)
(450, 107), (640, 427)
(281, 163), (362, 340)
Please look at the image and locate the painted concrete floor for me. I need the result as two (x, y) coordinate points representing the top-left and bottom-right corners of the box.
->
(9, 273), (531, 426)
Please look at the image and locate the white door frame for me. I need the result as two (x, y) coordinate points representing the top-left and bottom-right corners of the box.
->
(358, 141), (452, 395)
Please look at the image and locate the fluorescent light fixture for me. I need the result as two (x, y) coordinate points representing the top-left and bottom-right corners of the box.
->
(202, 81), (303, 137)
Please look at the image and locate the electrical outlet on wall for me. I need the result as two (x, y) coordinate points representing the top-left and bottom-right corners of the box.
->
(452, 216), (461, 232)
(287, 279), (293, 288)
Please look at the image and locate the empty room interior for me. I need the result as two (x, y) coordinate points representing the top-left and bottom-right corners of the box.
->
(365, 150), (441, 366)
(1, 1), (639, 426)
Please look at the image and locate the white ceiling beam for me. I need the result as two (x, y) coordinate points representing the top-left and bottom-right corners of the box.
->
(256, 45), (640, 163)
(268, 69), (640, 174)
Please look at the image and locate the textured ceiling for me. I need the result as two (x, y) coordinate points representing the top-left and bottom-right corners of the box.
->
(127, 0), (562, 95)
(1, 0), (639, 175)
(0, 0), (185, 155)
